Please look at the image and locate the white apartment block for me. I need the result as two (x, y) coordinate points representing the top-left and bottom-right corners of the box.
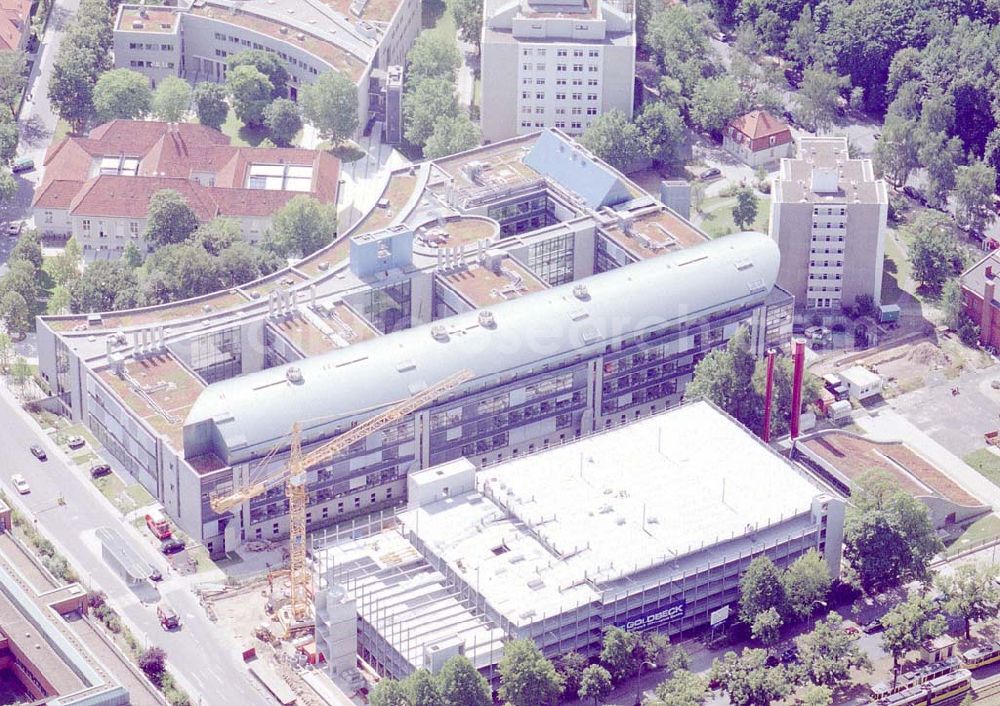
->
(769, 136), (889, 311)
(480, 0), (635, 143)
(113, 0), (422, 134)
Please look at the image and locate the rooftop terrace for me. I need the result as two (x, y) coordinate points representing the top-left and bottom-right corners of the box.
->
(117, 6), (180, 32)
(269, 302), (378, 356)
(436, 257), (547, 308)
(98, 353), (206, 450)
(353, 173), (419, 235)
(601, 207), (709, 260)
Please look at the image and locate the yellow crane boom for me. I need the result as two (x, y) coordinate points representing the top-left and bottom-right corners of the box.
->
(209, 368), (473, 623)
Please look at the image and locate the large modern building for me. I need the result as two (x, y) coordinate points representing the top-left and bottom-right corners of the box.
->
(769, 136), (888, 312)
(479, 0), (635, 143)
(113, 0), (421, 132)
(313, 402), (844, 681)
(36, 129), (793, 558)
(33, 120), (339, 257)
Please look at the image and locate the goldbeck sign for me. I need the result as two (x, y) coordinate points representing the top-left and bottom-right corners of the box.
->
(618, 599), (686, 633)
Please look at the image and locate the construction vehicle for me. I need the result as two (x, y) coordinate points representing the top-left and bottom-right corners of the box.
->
(208, 369), (473, 630)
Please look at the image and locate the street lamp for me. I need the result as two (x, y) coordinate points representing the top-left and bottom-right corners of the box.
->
(634, 659), (657, 706)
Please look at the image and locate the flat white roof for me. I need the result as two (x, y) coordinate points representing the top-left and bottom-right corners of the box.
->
(839, 365), (881, 388)
(401, 401), (823, 626)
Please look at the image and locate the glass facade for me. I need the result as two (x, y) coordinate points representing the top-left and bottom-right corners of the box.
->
(54, 337), (72, 410)
(594, 232), (635, 273)
(528, 233), (575, 286)
(356, 280), (412, 333)
(488, 193), (554, 236)
(190, 327), (242, 384)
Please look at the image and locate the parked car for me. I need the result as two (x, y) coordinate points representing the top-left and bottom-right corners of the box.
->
(147, 566), (163, 582)
(10, 474), (29, 494)
(5, 221), (22, 237)
(29, 445), (46, 461)
(89, 463), (112, 478)
(67, 435), (85, 450)
(11, 157), (34, 173)
(698, 167), (721, 181)
(145, 509), (172, 540)
(160, 537), (185, 555)
(862, 619), (883, 634)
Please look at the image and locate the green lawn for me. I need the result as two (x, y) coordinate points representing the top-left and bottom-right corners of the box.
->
(221, 107), (268, 147)
(699, 195), (770, 238)
(880, 234), (911, 305)
(964, 448), (1000, 487)
(942, 513), (1000, 557)
(52, 118), (71, 144)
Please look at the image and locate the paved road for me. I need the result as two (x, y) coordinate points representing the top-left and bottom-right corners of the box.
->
(0, 386), (273, 706)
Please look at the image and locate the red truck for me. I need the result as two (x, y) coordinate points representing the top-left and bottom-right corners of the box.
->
(145, 509), (172, 540)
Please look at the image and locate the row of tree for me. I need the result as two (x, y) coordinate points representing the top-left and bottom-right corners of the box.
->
(47, 0), (115, 133)
(401, 30), (478, 158)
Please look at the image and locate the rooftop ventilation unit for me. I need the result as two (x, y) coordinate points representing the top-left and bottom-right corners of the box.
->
(286, 366), (304, 384)
(478, 310), (496, 328)
(573, 283), (589, 300)
(431, 324), (448, 341)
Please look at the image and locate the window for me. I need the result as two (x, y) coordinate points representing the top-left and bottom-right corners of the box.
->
(573, 64), (583, 71)
(588, 79), (598, 86)
(586, 107), (597, 115)
(44, 211), (52, 224)
(536, 92), (544, 99)
(522, 78), (532, 85)
(555, 92), (566, 100)
(588, 64), (599, 72)
(588, 49), (599, 57)
(521, 120), (532, 127)
(573, 49), (583, 57)
(571, 107), (582, 115)
(521, 91), (529, 99)
(572, 92), (582, 100)
(555, 108), (565, 115)
(572, 79), (582, 86)
(537, 48), (546, 56)
(555, 121), (566, 128)
(522, 106), (532, 114)
(535, 107), (544, 114)
(587, 93), (597, 100)
(556, 78), (566, 86)
(82, 219), (91, 232)
(522, 48), (532, 56)
(557, 49), (567, 56)
(536, 78), (545, 85)
(522, 63), (531, 71)
(571, 121), (582, 129)
(556, 64), (566, 72)
(535, 63), (545, 70)
(129, 221), (139, 235)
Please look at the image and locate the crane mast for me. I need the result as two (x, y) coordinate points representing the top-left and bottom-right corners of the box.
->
(209, 369), (474, 624)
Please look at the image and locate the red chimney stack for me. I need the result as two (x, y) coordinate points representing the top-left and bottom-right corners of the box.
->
(790, 339), (806, 440)
(762, 349), (776, 443)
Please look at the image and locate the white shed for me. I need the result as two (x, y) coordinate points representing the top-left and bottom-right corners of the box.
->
(837, 366), (883, 401)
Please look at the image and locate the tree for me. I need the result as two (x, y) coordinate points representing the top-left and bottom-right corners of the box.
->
(906, 212), (960, 291)
(0, 51), (26, 118)
(9, 229), (42, 271)
(796, 613), (871, 688)
(710, 649), (791, 706)
(152, 76), (193, 123)
(145, 189), (200, 247)
(438, 655), (491, 706)
(194, 82), (229, 130)
(940, 278), (965, 330)
(796, 69), (849, 133)
(646, 6), (714, 97)
(69, 260), (139, 312)
(48, 52), (98, 133)
(498, 639), (563, 706)
(216, 241), (282, 288)
(92, 69), (152, 123)
(751, 607), (783, 646)
(228, 50), (289, 98)
(955, 159), (998, 234)
(406, 30), (461, 83)
(300, 71), (359, 144)
(880, 590), (946, 684)
(142, 244), (221, 304)
(740, 556), (787, 626)
(51, 239), (81, 287)
(936, 563), (1000, 639)
(636, 101), (686, 166)
(0, 121), (18, 166)
(270, 195), (337, 257)
(845, 470), (943, 593)
(264, 98), (302, 147)
(686, 326), (760, 431)
(782, 550), (832, 621)
(557, 652), (588, 697)
(369, 679), (410, 706)
(689, 76), (742, 136)
(423, 114), (480, 159)
(0, 169), (13, 205)
(48, 286), (71, 315)
(0, 260), (41, 311)
(578, 665), (613, 705)
(784, 6), (817, 71)
(121, 240), (144, 269)
(403, 77), (459, 148)
(193, 218), (241, 256)
(227, 64), (273, 127)
(448, 0), (483, 47)
(0, 291), (29, 336)
(918, 133), (963, 209)
(580, 110), (646, 172)
(800, 685), (832, 706)
(872, 117), (920, 188)
(732, 184), (758, 230)
(406, 669), (444, 706)
(600, 626), (641, 682)
(138, 646), (167, 687)
(0, 332), (11, 371)
(650, 669), (708, 706)
(9, 354), (30, 391)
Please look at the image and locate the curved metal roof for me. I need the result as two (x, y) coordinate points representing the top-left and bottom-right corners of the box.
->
(184, 231), (780, 461)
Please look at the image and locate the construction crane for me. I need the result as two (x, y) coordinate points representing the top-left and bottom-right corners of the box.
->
(209, 369), (474, 625)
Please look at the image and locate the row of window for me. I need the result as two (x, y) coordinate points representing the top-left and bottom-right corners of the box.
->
(522, 48), (600, 58)
(129, 60), (175, 69)
(81, 219), (141, 236)
(522, 106), (598, 115)
(522, 78), (599, 87)
(210, 35), (321, 75)
(813, 207), (847, 216)
(519, 92), (599, 101)
(522, 63), (600, 73)
(127, 42), (174, 51)
(522, 120), (588, 130)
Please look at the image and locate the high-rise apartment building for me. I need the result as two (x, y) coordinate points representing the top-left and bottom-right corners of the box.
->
(479, 0), (635, 143)
(769, 136), (889, 311)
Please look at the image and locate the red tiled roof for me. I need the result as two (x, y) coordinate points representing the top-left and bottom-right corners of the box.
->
(729, 110), (790, 141)
(33, 179), (85, 209)
(37, 120), (340, 221)
(0, 0), (30, 51)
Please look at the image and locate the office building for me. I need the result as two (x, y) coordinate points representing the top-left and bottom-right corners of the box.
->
(479, 0), (635, 143)
(769, 136), (888, 311)
(36, 129), (792, 557)
(112, 0), (422, 134)
(313, 401), (844, 680)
